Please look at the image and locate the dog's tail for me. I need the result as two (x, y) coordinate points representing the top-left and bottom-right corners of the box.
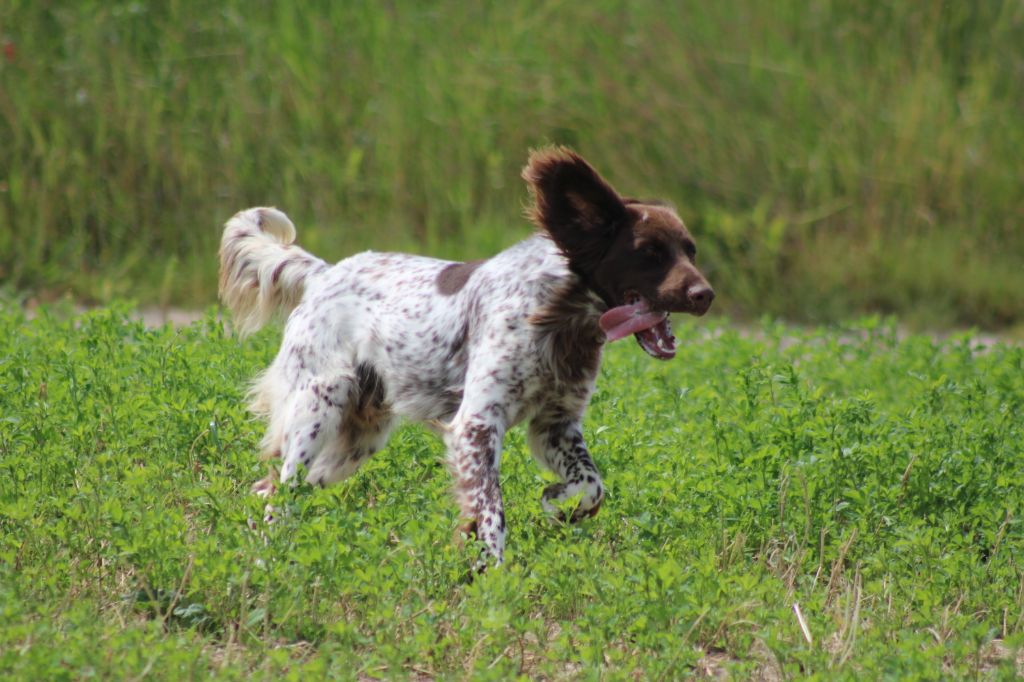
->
(219, 207), (327, 335)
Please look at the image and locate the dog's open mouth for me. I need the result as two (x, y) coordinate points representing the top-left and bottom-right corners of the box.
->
(598, 295), (676, 360)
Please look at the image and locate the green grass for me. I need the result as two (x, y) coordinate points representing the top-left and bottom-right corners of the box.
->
(1, 304), (1022, 678)
(1, 2), (1023, 327)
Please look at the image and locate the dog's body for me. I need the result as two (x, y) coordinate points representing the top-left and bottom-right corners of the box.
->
(219, 148), (713, 564)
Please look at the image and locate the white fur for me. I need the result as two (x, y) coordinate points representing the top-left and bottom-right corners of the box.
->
(220, 208), (608, 564)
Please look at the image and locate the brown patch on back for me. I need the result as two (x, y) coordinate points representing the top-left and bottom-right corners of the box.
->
(437, 260), (486, 296)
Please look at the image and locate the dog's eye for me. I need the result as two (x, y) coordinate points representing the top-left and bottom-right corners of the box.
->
(641, 242), (668, 263)
(683, 241), (697, 261)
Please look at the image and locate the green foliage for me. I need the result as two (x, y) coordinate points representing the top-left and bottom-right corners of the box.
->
(1, 305), (1022, 678)
(1, 2), (1022, 326)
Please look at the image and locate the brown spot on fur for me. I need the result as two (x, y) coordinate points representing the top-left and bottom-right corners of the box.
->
(437, 260), (486, 295)
(464, 423), (496, 453)
(343, 362), (392, 444)
(354, 362), (386, 414)
(271, 255), (297, 284)
(445, 323), (469, 362)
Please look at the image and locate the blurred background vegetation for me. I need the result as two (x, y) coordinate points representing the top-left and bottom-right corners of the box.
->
(1, 1), (1022, 329)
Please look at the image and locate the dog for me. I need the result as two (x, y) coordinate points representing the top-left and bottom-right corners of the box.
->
(219, 147), (713, 565)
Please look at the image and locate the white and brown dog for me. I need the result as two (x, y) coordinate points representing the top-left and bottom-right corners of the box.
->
(219, 147), (713, 565)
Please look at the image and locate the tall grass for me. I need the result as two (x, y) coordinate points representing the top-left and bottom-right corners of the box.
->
(1, 1), (1022, 326)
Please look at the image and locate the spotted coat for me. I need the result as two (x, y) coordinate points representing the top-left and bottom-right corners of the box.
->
(219, 147), (713, 566)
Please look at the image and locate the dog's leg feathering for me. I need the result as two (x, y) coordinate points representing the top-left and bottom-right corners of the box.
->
(277, 375), (377, 488)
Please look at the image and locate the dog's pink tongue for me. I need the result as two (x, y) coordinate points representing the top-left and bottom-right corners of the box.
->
(599, 303), (668, 342)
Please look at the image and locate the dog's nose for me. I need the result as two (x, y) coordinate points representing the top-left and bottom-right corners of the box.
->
(688, 284), (715, 314)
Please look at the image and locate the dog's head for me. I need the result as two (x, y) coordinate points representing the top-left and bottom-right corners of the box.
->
(523, 147), (713, 360)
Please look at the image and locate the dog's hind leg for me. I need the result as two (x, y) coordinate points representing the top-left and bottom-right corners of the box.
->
(277, 375), (356, 487)
(249, 372), (388, 527)
(277, 366), (394, 489)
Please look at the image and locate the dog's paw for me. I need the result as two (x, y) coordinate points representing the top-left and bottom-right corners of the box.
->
(541, 483), (602, 523)
(251, 474), (277, 499)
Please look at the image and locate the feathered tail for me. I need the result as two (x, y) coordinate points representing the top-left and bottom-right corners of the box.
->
(218, 207), (326, 335)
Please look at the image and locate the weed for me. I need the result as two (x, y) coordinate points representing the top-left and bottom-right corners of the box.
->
(1, 305), (1022, 677)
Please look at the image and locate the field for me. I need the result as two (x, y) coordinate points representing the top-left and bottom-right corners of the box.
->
(1, 305), (1022, 679)
(2, 1), (1024, 328)
(2, 1), (1023, 678)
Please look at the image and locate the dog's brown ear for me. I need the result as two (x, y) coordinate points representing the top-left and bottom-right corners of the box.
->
(522, 147), (628, 269)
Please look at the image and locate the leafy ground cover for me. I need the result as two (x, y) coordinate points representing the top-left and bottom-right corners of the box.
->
(1, 304), (1022, 679)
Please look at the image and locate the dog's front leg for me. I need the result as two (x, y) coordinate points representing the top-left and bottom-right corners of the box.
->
(528, 417), (605, 522)
(446, 414), (507, 567)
